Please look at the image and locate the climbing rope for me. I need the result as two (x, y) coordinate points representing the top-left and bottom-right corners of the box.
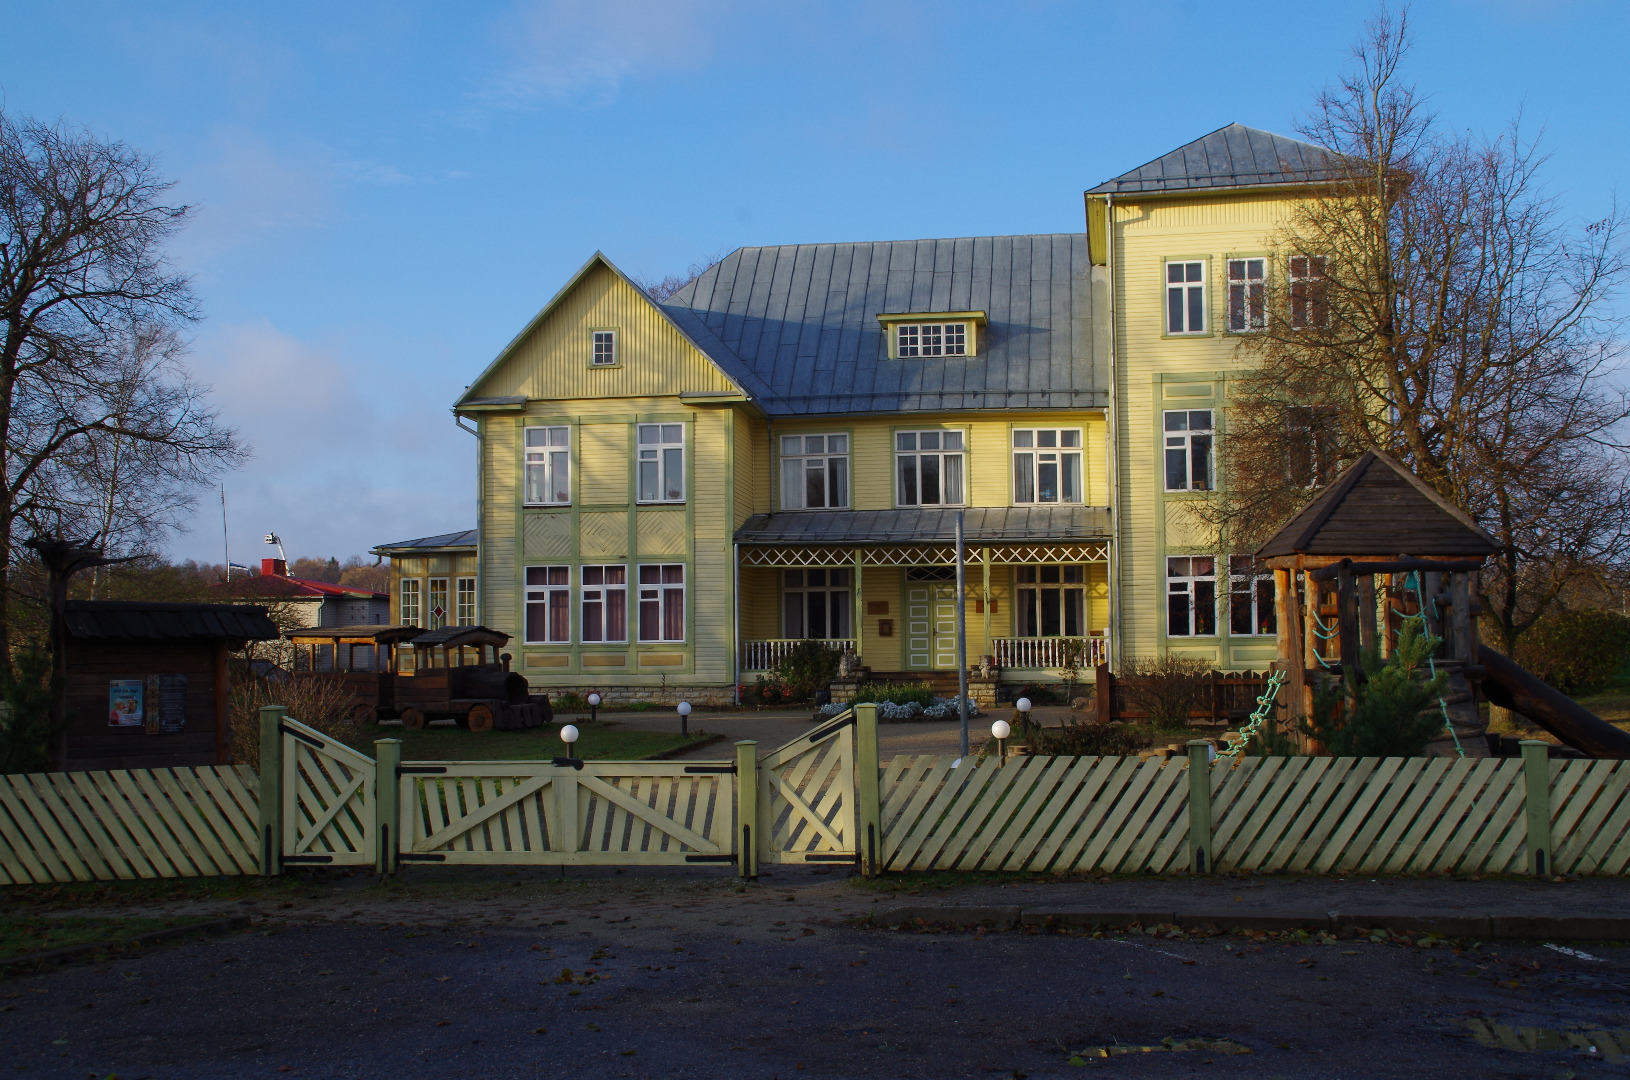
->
(1221, 668), (1288, 759)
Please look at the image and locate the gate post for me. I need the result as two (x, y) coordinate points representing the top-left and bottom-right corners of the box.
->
(735, 740), (758, 880)
(855, 703), (882, 877)
(1522, 739), (1553, 876)
(1186, 740), (1213, 875)
(374, 738), (401, 876)
(554, 764), (580, 861)
(258, 705), (286, 876)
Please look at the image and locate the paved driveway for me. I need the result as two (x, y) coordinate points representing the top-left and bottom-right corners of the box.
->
(592, 708), (974, 762)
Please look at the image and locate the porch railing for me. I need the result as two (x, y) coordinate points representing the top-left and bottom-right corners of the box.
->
(742, 638), (856, 671)
(992, 636), (1107, 670)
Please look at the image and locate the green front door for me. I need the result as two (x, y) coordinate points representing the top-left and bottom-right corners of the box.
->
(904, 583), (958, 670)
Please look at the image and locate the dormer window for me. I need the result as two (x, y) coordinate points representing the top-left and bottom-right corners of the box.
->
(896, 322), (966, 357)
(877, 311), (986, 359)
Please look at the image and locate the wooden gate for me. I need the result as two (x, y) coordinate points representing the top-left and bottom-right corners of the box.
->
(281, 716), (375, 866)
(759, 710), (859, 864)
(396, 760), (736, 866)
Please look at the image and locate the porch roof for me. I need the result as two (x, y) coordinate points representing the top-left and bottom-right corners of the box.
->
(734, 507), (1111, 545)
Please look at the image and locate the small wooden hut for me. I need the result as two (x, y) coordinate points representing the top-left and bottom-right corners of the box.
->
(62, 601), (280, 771)
(1255, 450), (1501, 756)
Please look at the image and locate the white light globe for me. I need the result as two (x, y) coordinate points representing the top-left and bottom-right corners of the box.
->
(587, 693), (601, 707)
(991, 719), (1012, 740)
(560, 724), (580, 745)
(677, 701), (692, 716)
(1015, 697), (1032, 713)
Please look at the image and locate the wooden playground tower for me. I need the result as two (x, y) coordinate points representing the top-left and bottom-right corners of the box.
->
(1255, 450), (1502, 757)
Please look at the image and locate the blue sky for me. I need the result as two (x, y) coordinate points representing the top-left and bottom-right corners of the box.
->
(0, 0), (1623, 565)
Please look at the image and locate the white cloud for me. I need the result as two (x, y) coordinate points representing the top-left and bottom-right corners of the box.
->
(173, 321), (472, 564)
(485, 0), (730, 106)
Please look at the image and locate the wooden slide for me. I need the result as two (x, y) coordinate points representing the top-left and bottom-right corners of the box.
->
(1478, 645), (1630, 759)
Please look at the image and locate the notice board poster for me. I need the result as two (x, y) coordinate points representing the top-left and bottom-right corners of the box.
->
(144, 674), (187, 734)
(108, 680), (143, 727)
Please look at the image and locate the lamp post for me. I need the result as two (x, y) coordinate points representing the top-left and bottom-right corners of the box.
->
(678, 701), (691, 737)
(560, 724), (579, 749)
(1015, 696), (1032, 738)
(587, 692), (600, 725)
(991, 719), (1011, 764)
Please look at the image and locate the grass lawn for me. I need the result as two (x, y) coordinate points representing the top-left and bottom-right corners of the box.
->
(366, 721), (717, 762)
(0, 915), (218, 960)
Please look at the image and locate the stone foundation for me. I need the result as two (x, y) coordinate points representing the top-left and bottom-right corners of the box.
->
(523, 684), (738, 708)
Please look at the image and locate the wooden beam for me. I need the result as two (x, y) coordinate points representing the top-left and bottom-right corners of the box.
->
(1308, 557), (1485, 581)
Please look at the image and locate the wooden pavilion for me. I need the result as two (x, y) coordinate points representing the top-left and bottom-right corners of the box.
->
(1255, 450), (1501, 756)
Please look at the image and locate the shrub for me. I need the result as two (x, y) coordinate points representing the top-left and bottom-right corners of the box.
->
(852, 682), (936, 707)
(229, 672), (364, 770)
(772, 640), (843, 701)
(553, 692), (591, 712)
(1300, 621), (1447, 757)
(0, 646), (57, 774)
(1117, 654), (1212, 726)
(1517, 609), (1630, 694)
(750, 675), (792, 706)
(1024, 722), (1150, 757)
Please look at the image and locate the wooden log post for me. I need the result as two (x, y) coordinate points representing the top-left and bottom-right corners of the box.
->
(374, 737), (401, 876)
(735, 740), (758, 880)
(258, 705), (286, 876)
(1337, 560), (1361, 709)
(1186, 740), (1213, 874)
(1421, 570), (1444, 645)
(854, 703), (882, 877)
(1095, 663), (1114, 723)
(1449, 572), (1475, 663)
(1357, 573), (1378, 658)
(1522, 739), (1553, 876)
(1277, 569), (1306, 731)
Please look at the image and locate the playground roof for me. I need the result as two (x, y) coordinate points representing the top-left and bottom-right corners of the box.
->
(1255, 450), (1501, 560)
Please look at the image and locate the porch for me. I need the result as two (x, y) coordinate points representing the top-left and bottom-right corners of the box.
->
(733, 507), (1114, 683)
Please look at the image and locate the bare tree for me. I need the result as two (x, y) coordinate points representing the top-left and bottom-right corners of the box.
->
(634, 249), (726, 302)
(0, 112), (243, 654)
(1210, 9), (1630, 654)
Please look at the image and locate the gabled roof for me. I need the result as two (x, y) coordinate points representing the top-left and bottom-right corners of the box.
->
(735, 506), (1111, 545)
(1256, 450), (1501, 559)
(373, 529), (477, 555)
(455, 252), (764, 410)
(66, 601), (280, 643)
(662, 234), (1103, 415)
(1087, 124), (1345, 196)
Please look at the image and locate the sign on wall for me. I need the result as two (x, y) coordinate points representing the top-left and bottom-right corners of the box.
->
(108, 679), (143, 727)
(107, 676), (187, 732)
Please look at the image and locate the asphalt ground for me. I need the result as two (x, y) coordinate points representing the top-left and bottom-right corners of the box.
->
(6, 867), (1630, 1079)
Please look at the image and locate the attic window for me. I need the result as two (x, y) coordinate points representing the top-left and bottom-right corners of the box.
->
(877, 311), (986, 359)
(590, 329), (618, 366)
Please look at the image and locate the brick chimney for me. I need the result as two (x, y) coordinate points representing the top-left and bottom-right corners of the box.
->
(261, 557), (288, 577)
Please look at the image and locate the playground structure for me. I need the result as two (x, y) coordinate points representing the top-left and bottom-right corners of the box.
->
(1256, 450), (1630, 759)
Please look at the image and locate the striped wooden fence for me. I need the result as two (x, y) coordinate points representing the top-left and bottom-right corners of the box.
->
(875, 742), (1630, 877)
(0, 765), (260, 883)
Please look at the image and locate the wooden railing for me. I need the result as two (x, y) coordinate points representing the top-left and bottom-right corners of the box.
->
(741, 638), (856, 671)
(992, 636), (1107, 670)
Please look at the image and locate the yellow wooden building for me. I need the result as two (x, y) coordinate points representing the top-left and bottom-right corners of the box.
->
(419, 123), (1334, 703)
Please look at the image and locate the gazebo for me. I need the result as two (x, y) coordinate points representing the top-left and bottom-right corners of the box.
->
(1255, 450), (1500, 757)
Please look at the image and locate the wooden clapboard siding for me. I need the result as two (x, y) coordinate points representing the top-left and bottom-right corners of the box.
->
(1112, 190), (1301, 668)
(481, 413), (520, 639)
(466, 263), (738, 402)
(0, 765), (260, 883)
(692, 408), (732, 681)
(579, 422), (629, 504)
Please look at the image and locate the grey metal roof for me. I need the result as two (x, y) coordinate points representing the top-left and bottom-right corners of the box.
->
(734, 507), (1112, 545)
(662, 234), (1105, 416)
(372, 529), (477, 554)
(1087, 124), (1345, 196)
(65, 602), (280, 643)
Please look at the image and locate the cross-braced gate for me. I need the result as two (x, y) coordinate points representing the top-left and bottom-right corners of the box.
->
(757, 711), (861, 866)
(278, 714), (375, 867)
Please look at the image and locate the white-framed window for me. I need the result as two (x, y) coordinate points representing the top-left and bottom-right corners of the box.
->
(1166, 260), (1207, 334)
(780, 434), (849, 510)
(1163, 409), (1214, 492)
(1013, 429), (1083, 504)
(1229, 556), (1276, 637)
(591, 329), (617, 366)
(428, 578), (450, 630)
(455, 576), (477, 626)
(636, 423), (685, 503)
(525, 566), (571, 643)
(783, 569), (852, 639)
(1016, 566), (1087, 637)
(896, 430), (965, 506)
(581, 565), (627, 643)
(895, 322), (968, 357)
(1227, 258), (1266, 332)
(524, 426), (571, 505)
(400, 578), (421, 627)
(1167, 556), (1217, 637)
(638, 564), (685, 642)
(1289, 255), (1329, 328)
